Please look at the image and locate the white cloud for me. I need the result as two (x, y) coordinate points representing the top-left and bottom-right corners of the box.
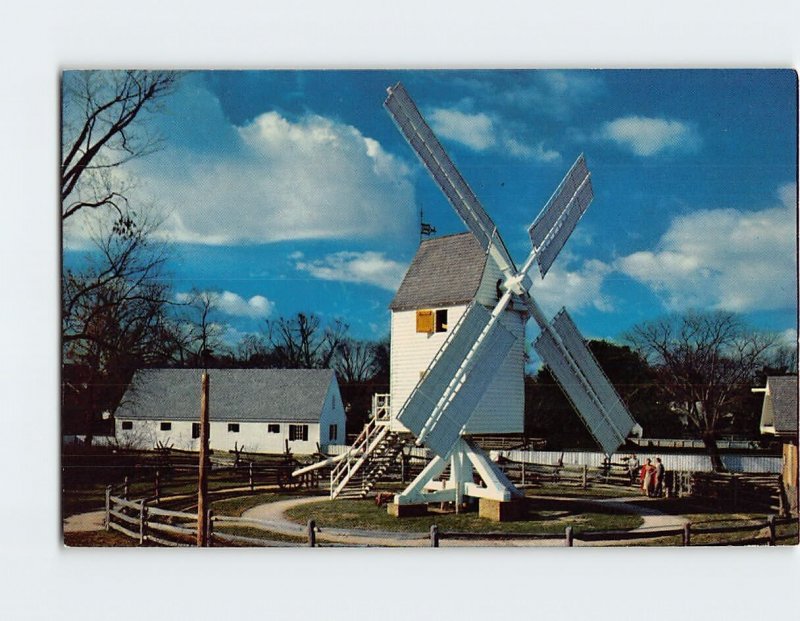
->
(294, 251), (407, 291)
(428, 106), (560, 162)
(617, 183), (797, 312)
(124, 108), (416, 246)
(598, 116), (701, 156)
(778, 328), (798, 348)
(504, 137), (560, 162)
(175, 290), (275, 319)
(530, 258), (614, 316)
(428, 108), (496, 151)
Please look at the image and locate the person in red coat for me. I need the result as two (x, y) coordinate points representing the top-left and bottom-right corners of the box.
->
(640, 458), (655, 496)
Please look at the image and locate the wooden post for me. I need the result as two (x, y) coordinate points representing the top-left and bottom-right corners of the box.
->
(249, 462), (254, 491)
(105, 486), (111, 531)
(197, 372), (210, 547)
(430, 524), (439, 548)
(401, 453), (407, 484)
(683, 522), (691, 546)
(777, 474), (787, 517)
(521, 461), (526, 486)
(207, 510), (214, 548)
(139, 499), (147, 546)
(154, 469), (161, 503)
(123, 475), (129, 500)
(767, 515), (776, 546)
(565, 526), (574, 547)
(307, 519), (316, 547)
(730, 473), (738, 510)
(582, 465), (588, 489)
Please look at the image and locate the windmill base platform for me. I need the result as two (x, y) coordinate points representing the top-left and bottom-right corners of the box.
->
(386, 498), (523, 522)
(478, 497), (524, 521)
(387, 438), (523, 521)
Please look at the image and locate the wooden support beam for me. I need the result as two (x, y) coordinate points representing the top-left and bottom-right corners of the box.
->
(197, 372), (210, 547)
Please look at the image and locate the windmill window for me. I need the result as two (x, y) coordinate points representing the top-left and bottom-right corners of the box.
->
(160, 422), (172, 431)
(329, 424), (338, 441)
(435, 309), (448, 332)
(289, 424), (308, 442)
(121, 421), (133, 431)
(416, 309), (434, 333)
(228, 423), (240, 433)
(267, 424), (280, 434)
(192, 423), (201, 439)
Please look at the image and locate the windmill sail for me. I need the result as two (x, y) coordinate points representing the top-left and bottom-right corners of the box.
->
(397, 303), (516, 458)
(384, 83), (515, 274)
(528, 154), (594, 278)
(534, 309), (638, 455)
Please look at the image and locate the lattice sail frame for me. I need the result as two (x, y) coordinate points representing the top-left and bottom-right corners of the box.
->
(386, 82), (640, 462)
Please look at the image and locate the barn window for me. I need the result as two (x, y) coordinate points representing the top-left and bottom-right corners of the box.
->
(267, 424), (280, 434)
(228, 423), (240, 433)
(435, 309), (448, 332)
(121, 421), (133, 430)
(329, 424), (338, 441)
(192, 423), (200, 439)
(160, 422), (171, 431)
(289, 424), (308, 442)
(416, 309), (434, 333)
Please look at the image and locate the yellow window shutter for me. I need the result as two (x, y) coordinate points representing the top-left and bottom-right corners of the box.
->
(416, 309), (433, 333)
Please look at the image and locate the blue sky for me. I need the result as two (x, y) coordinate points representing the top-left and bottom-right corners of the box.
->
(63, 69), (798, 355)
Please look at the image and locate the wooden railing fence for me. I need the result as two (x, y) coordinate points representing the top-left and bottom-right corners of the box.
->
(429, 516), (797, 547)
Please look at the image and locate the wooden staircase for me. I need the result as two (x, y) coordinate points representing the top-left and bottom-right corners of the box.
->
(330, 419), (408, 500)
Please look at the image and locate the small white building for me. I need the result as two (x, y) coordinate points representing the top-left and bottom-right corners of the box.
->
(114, 368), (346, 455)
(388, 232), (527, 435)
(756, 375), (798, 512)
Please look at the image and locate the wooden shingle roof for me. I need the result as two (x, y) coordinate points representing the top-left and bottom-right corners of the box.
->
(766, 376), (798, 435)
(389, 232), (488, 311)
(115, 368), (335, 423)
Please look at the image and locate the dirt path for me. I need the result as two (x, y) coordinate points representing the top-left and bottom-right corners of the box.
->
(241, 494), (688, 547)
(63, 510), (106, 533)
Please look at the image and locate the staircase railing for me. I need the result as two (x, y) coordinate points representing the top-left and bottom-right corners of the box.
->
(329, 418), (390, 499)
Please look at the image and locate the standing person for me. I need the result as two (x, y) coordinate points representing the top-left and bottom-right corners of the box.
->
(641, 458), (655, 497)
(654, 457), (665, 498)
(628, 454), (640, 485)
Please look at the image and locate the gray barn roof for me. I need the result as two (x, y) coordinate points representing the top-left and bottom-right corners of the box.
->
(116, 369), (336, 423)
(767, 376), (798, 435)
(390, 232), (488, 311)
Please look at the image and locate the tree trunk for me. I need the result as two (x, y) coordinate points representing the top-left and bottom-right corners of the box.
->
(702, 432), (725, 472)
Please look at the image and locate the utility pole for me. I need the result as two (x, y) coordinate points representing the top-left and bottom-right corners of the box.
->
(197, 372), (210, 547)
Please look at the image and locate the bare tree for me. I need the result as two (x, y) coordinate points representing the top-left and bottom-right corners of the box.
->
(236, 334), (271, 366)
(62, 213), (175, 444)
(626, 312), (775, 470)
(61, 70), (178, 222)
(333, 338), (382, 384)
(265, 313), (348, 369)
(176, 290), (227, 367)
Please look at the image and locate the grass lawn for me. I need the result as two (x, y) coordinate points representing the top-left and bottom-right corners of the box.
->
(64, 530), (140, 547)
(526, 482), (642, 499)
(284, 496), (643, 535)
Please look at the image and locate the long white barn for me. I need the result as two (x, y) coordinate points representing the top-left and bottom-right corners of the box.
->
(114, 368), (345, 455)
(389, 232), (527, 435)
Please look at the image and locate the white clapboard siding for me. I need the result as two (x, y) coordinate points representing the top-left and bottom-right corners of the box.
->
(115, 418), (324, 454)
(390, 305), (525, 435)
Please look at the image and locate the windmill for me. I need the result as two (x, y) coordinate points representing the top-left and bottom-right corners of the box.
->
(381, 82), (642, 513)
(293, 82), (641, 514)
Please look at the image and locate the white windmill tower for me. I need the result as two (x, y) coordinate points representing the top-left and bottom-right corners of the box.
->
(294, 82), (642, 515)
(381, 82), (642, 516)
